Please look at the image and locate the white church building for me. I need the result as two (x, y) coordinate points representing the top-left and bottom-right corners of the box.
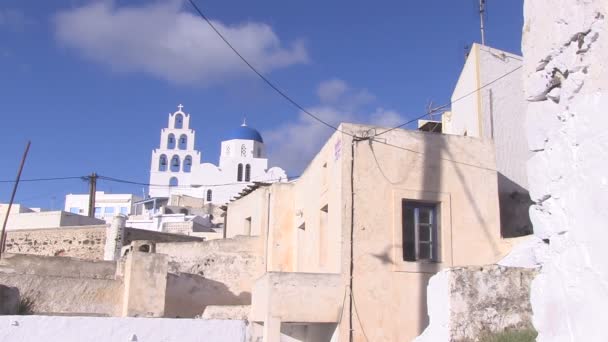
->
(148, 105), (287, 204)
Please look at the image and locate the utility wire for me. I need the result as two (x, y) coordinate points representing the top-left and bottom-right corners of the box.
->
(0, 174), (297, 189)
(187, 0), (521, 140)
(375, 65), (522, 136)
(186, 0), (352, 136)
(0, 176), (86, 183)
(371, 139), (497, 172)
(98, 174), (299, 188)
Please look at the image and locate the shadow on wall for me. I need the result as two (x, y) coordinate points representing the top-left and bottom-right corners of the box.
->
(497, 173), (534, 238)
(164, 272), (251, 318)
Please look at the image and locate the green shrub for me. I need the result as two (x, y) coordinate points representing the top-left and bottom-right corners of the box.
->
(479, 329), (538, 342)
(18, 297), (35, 315)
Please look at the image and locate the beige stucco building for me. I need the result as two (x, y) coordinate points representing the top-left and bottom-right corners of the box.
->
(225, 123), (520, 341)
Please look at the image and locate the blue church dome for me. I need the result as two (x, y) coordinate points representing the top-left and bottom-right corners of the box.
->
(226, 122), (264, 143)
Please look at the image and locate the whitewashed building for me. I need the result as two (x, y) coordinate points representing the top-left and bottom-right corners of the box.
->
(148, 105), (287, 204)
(440, 43), (532, 237)
(64, 191), (142, 222)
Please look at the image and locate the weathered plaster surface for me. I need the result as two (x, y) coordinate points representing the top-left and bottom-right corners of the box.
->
(0, 254), (122, 316)
(522, 0), (608, 340)
(122, 251), (167, 317)
(416, 265), (537, 342)
(157, 236), (264, 318)
(201, 305), (251, 320)
(250, 272), (343, 323)
(0, 316), (247, 342)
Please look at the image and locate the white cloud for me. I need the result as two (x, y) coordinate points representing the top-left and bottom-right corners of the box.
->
(317, 78), (375, 108)
(53, 1), (308, 85)
(317, 79), (348, 103)
(265, 79), (405, 174)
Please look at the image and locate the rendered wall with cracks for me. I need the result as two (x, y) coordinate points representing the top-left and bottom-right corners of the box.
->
(522, 1), (608, 341)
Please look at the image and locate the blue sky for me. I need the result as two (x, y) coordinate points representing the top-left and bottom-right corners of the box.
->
(0, 0), (523, 209)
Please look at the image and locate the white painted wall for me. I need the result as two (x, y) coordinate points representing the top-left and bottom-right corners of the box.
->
(447, 45), (481, 137)
(445, 43), (529, 189)
(0, 316), (247, 342)
(64, 191), (141, 222)
(126, 213), (212, 233)
(521, 1), (608, 341)
(444, 43), (531, 236)
(4, 210), (105, 231)
(148, 105), (287, 204)
(477, 45), (529, 190)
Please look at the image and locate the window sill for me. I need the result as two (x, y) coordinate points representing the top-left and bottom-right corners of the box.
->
(393, 260), (444, 274)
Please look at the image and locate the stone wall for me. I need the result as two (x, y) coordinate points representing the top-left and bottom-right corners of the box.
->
(156, 236), (265, 318)
(0, 254), (122, 316)
(416, 265), (538, 342)
(4, 226), (107, 259)
(4, 226), (203, 261)
(521, 0), (608, 341)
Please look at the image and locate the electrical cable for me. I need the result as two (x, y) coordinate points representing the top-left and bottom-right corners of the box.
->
(375, 65), (522, 136)
(97, 174), (299, 188)
(371, 139), (497, 172)
(186, 0), (353, 136)
(0, 176), (86, 183)
(186, 0), (521, 141)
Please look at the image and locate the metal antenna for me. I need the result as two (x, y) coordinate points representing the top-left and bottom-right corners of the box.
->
(479, 0), (486, 45)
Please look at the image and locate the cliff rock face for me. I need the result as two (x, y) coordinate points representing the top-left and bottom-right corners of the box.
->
(522, 1), (608, 341)
(416, 265), (537, 342)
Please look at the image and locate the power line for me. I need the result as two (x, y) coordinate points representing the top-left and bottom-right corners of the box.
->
(187, 0), (521, 141)
(0, 176), (86, 183)
(370, 139), (497, 172)
(375, 65), (522, 137)
(97, 174), (299, 189)
(186, 0), (352, 136)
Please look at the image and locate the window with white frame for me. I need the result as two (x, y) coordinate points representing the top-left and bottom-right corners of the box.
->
(402, 201), (439, 262)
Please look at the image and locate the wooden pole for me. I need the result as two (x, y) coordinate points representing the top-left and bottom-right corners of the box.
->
(87, 172), (97, 218)
(0, 141), (31, 258)
(479, 0), (486, 45)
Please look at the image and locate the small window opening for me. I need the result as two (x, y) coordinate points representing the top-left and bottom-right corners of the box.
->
(237, 164), (243, 182)
(245, 164), (251, 182)
(168, 134), (176, 149)
(402, 201), (439, 262)
(175, 114), (183, 129)
(171, 155), (180, 172)
(159, 155), (168, 171)
(206, 189), (213, 202)
(245, 217), (252, 235)
(183, 156), (192, 173)
(178, 134), (187, 150)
